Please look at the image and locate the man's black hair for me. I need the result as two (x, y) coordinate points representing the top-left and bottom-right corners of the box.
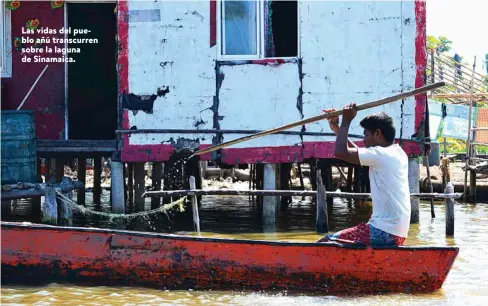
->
(359, 112), (396, 144)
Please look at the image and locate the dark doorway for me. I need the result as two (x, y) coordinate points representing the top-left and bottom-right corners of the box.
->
(269, 0), (298, 58)
(67, 3), (117, 140)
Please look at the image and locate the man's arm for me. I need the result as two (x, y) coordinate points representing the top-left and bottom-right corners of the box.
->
(334, 103), (361, 165)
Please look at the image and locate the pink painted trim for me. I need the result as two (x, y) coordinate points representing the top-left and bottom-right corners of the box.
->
(219, 141), (421, 165)
(210, 0), (216, 47)
(414, 0), (427, 133)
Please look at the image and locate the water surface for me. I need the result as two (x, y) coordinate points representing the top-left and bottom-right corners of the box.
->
(2, 194), (487, 305)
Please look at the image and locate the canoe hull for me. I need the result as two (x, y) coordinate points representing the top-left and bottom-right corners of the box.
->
(1, 222), (459, 294)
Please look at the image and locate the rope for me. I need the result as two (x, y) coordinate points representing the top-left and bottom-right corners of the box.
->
(54, 190), (188, 221)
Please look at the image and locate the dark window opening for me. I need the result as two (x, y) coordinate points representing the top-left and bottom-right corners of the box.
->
(266, 0), (298, 58)
(68, 3), (117, 140)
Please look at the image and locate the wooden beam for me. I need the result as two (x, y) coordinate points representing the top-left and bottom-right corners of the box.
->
(142, 189), (462, 200)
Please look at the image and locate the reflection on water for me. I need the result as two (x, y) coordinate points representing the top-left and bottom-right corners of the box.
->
(2, 191), (488, 305)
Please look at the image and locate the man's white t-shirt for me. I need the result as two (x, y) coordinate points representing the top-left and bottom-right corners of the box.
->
(357, 144), (411, 238)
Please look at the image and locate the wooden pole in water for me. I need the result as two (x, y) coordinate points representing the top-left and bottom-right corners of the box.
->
(43, 187), (57, 225)
(133, 162), (145, 212)
(463, 57), (476, 203)
(111, 161), (125, 214)
(127, 163), (134, 209)
(262, 164), (278, 227)
(191, 82), (446, 156)
(93, 157), (102, 205)
(408, 158), (420, 224)
(58, 177), (73, 226)
(151, 162), (163, 209)
(346, 167), (353, 192)
(189, 176), (201, 234)
(423, 155), (435, 218)
(445, 182), (455, 236)
(32, 158), (42, 222)
(316, 169), (329, 233)
(77, 158), (86, 205)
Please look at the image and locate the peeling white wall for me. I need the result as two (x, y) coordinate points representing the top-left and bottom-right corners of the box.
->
(218, 63), (302, 148)
(125, 0), (419, 151)
(127, 0), (215, 145)
(300, 0), (417, 141)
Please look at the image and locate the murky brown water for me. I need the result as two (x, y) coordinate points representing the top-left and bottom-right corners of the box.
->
(2, 193), (488, 305)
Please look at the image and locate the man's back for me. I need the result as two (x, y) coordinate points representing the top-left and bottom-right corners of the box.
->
(358, 144), (411, 238)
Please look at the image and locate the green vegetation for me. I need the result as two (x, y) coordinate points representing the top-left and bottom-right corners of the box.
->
(426, 35), (488, 154)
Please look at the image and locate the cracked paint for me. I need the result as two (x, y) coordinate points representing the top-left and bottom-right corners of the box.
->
(1, 222), (459, 294)
(125, 0), (214, 149)
(301, 1), (418, 143)
(119, 0), (424, 163)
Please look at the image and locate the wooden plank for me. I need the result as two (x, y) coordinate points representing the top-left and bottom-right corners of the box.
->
(36, 140), (117, 147)
(1, 180), (84, 200)
(142, 189), (462, 200)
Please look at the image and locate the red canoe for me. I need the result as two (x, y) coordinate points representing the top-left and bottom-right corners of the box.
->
(1, 221), (459, 294)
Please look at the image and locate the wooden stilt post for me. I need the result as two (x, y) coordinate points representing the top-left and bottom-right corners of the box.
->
(55, 158), (64, 181)
(316, 169), (329, 233)
(408, 158), (420, 224)
(324, 165), (333, 215)
(353, 167), (361, 193)
(423, 155), (435, 218)
(93, 157), (102, 205)
(255, 164), (264, 207)
(189, 176), (201, 234)
(31, 158), (42, 221)
(1, 200), (11, 220)
(43, 187), (57, 225)
(309, 162), (317, 191)
(297, 163), (306, 200)
(58, 177), (73, 226)
(133, 162), (145, 212)
(346, 167), (353, 192)
(262, 163), (277, 228)
(55, 158), (65, 219)
(280, 163), (292, 209)
(111, 161), (125, 214)
(45, 158), (52, 182)
(127, 163), (134, 210)
(151, 162), (163, 209)
(77, 158), (86, 205)
(123, 162), (128, 204)
(445, 182), (455, 236)
(463, 56), (477, 203)
(249, 164), (253, 201)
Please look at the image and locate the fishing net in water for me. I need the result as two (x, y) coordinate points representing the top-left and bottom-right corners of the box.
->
(54, 189), (188, 223)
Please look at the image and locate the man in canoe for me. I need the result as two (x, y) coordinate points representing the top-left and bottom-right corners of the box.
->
(318, 103), (410, 246)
